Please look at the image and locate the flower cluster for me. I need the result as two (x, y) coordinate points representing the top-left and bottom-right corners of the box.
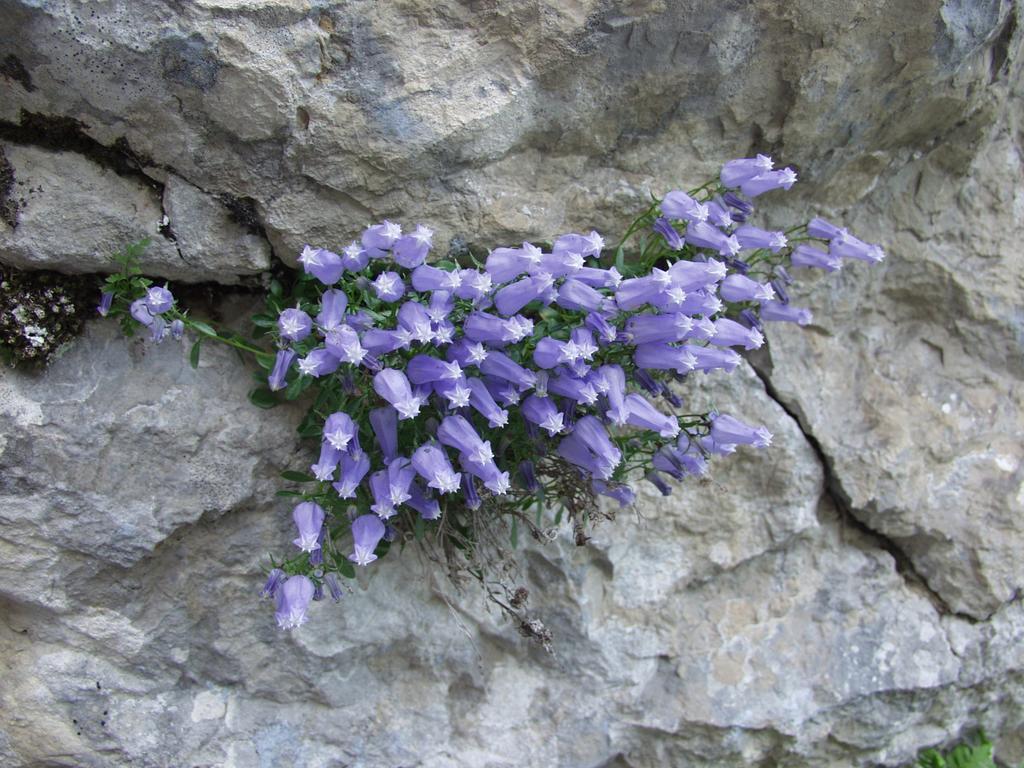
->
(98, 155), (883, 632)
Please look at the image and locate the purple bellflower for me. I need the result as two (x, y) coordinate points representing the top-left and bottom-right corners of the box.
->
(275, 575), (315, 629)
(317, 289), (348, 332)
(297, 348), (341, 378)
(466, 377), (509, 427)
(333, 451), (371, 498)
(369, 406), (399, 464)
(653, 217), (685, 250)
(791, 243), (842, 272)
(411, 443), (462, 494)
(720, 154), (773, 188)
(299, 246), (344, 285)
(292, 502), (325, 553)
(740, 168), (797, 197)
(341, 242), (369, 272)
(711, 413), (772, 448)
(412, 264), (462, 293)
(372, 271), (405, 303)
(145, 285), (174, 314)
(661, 190), (709, 223)
(392, 224), (433, 268)
(719, 274), (776, 303)
(260, 568), (285, 599)
(97, 292), (114, 317)
(268, 349), (296, 391)
(760, 301), (813, 325)
(734, 225), (787, 253)
(323, 412), (357, 451)
(521, 394), (565, 436)
(373, 368), (426, 420)
(349, 514), (386, 566)
(362, 221), (402, 257)
(710, 318), (764, 350)
(325, 326), (367, 365)
(278, 308), (313, 342)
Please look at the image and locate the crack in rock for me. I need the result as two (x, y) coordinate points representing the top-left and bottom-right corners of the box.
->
(748, 349), (980, 625)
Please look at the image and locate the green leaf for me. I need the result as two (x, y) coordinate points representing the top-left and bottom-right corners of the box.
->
(251, 315), (278, 329)
(414, 515), (425, 542)
(510, 516), (518, 548)
(189, 339), (202, 369)
(281, 470), (316, 483)
(284, 374), (312, 400)
(275, 490), (306, 498)
(615, 245), (625, 272)
(190, 320), (218, 337)
(269, 279), (284, 298)
(337, 559), (356, 579)
(248, 387), (278, 409)
(297, 422), (322, 439)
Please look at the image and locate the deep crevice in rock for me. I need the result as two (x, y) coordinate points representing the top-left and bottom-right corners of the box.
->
(747, 349), (980, 625)
(0, 109), (278, 260)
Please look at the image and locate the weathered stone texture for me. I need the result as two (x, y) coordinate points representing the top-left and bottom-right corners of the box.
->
(1, 0), (1022, 766)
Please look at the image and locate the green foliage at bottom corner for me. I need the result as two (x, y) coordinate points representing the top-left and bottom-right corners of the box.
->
(912, 732), (1015, 768)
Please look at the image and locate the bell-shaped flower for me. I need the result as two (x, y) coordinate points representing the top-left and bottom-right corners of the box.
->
(633, 342), (698, 374)
(268, 349), (296, 391)
(627, 313), (693, 344)
(830, 232), (885, 263)
(341, 241), (369, 272)
(292, 502), (325, 553)
(427, 290), (455, 323)
(553, 231), (604, 259)
(706, 199), (734, 229)
(570, 328), (598, 361)
(562, 415), (620, 478)
(323, 412), (357, 452)
(723, 191), (754, 215)
(325, 325), (367, 365)
(598, 365), (629, 425)
(130, 298), (154, 326)
(349, 514), (386, 566)
(720, 274), (775, 303)
(446, 339), (489, 369)
(437, 415), (491, 463)
(169, 319), (185, 340)
(407, 354), (463, 386)
(684, 345), (741, 373)
(494, 273), (553, 316)
(407, 480), (442, 520)
(686, 316), (717, 341)
(323, 573), (343, 602)
(479, 350), (536, 390)
(711, 413), (772, 448)
(740, 168), (797, 197)
(661, 190), (708, 223)
(760, 301), (813, 325)
(361, 329), (405, 356)
(685, 221), (740, 256)
(373, 368), (425, 420)
(653, 217), (684, 250)
(461, 473), (482, 510)
(791, 243), (842, 272)
(144, 285), (174, 314)
(297, 348), (341, 378)
(464, 311), (515, 345)
(655, 288), (723, 316)
(392, 224), (433, 268)
(624, 393), (679, 438)
(333, 451), (371, 498)
(372, 271), (405, 303)
(537, 250), (585, 278)
(806, 217), (844, 240)
(466, 377), (509, 428)
(97, 291), (114, 317)
(278, 307), (312, 342)
(532, 337), (572, 369)
(556, 278), (604, 312)
(412, 264), (462, 292)
(615, 273), (669, 311)
(646, 470), (673, 496)
(710, 318), (764, 350)
(411, 443), (461, 494)
(317, 290), (348, 332)
(361, 220), (402, 257)
(396, 302), (435, 345)
(311, 442), (342, 481)
(521, 394), (565, 436)
(275, 575), (315, 629)
(260, 567), (286, 599)
(592, 479), (636, 507)
(733, 225), (786, 253)
(548, 373), (599, 406)
(369, 406), (399, 464)
(584, 311), (618, 345)
(455, 269), (493, 302)
(720, 154), (773, 188)
(301, 246), (344, 285)
(435, 378), (473, 409)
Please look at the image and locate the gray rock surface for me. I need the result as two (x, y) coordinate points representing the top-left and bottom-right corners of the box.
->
(0, 144), (271, 281)
(1, 0), (1022, 766)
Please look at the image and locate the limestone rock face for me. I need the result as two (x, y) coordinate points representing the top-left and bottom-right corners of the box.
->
(1, 0), (1022, 766)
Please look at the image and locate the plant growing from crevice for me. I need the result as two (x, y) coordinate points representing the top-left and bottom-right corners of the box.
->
(96, 155), (884, 643)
